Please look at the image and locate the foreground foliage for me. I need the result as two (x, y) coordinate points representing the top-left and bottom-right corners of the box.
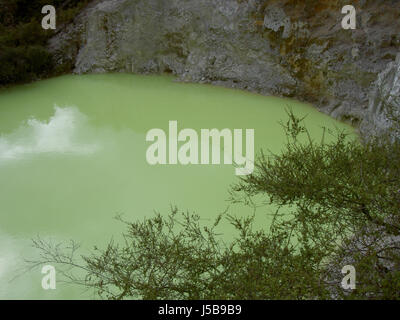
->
(30, 111), (400, 299)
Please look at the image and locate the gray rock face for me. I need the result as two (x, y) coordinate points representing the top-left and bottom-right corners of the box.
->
(365, 53), (400, 138)
(49, 0), (400, 137)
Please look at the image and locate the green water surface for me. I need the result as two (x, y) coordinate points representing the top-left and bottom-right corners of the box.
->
(0, 74), (354, 299)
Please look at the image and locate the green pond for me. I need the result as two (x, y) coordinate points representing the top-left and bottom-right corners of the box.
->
(0, 74), (354, 299)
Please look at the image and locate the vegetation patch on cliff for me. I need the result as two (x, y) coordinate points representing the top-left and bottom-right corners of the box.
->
(0, 0), (89, 87)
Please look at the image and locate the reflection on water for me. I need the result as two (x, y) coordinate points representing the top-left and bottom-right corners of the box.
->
(0, 106), (99, 162)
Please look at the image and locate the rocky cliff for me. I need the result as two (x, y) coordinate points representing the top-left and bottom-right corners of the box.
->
(49, 0), (400, 137)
